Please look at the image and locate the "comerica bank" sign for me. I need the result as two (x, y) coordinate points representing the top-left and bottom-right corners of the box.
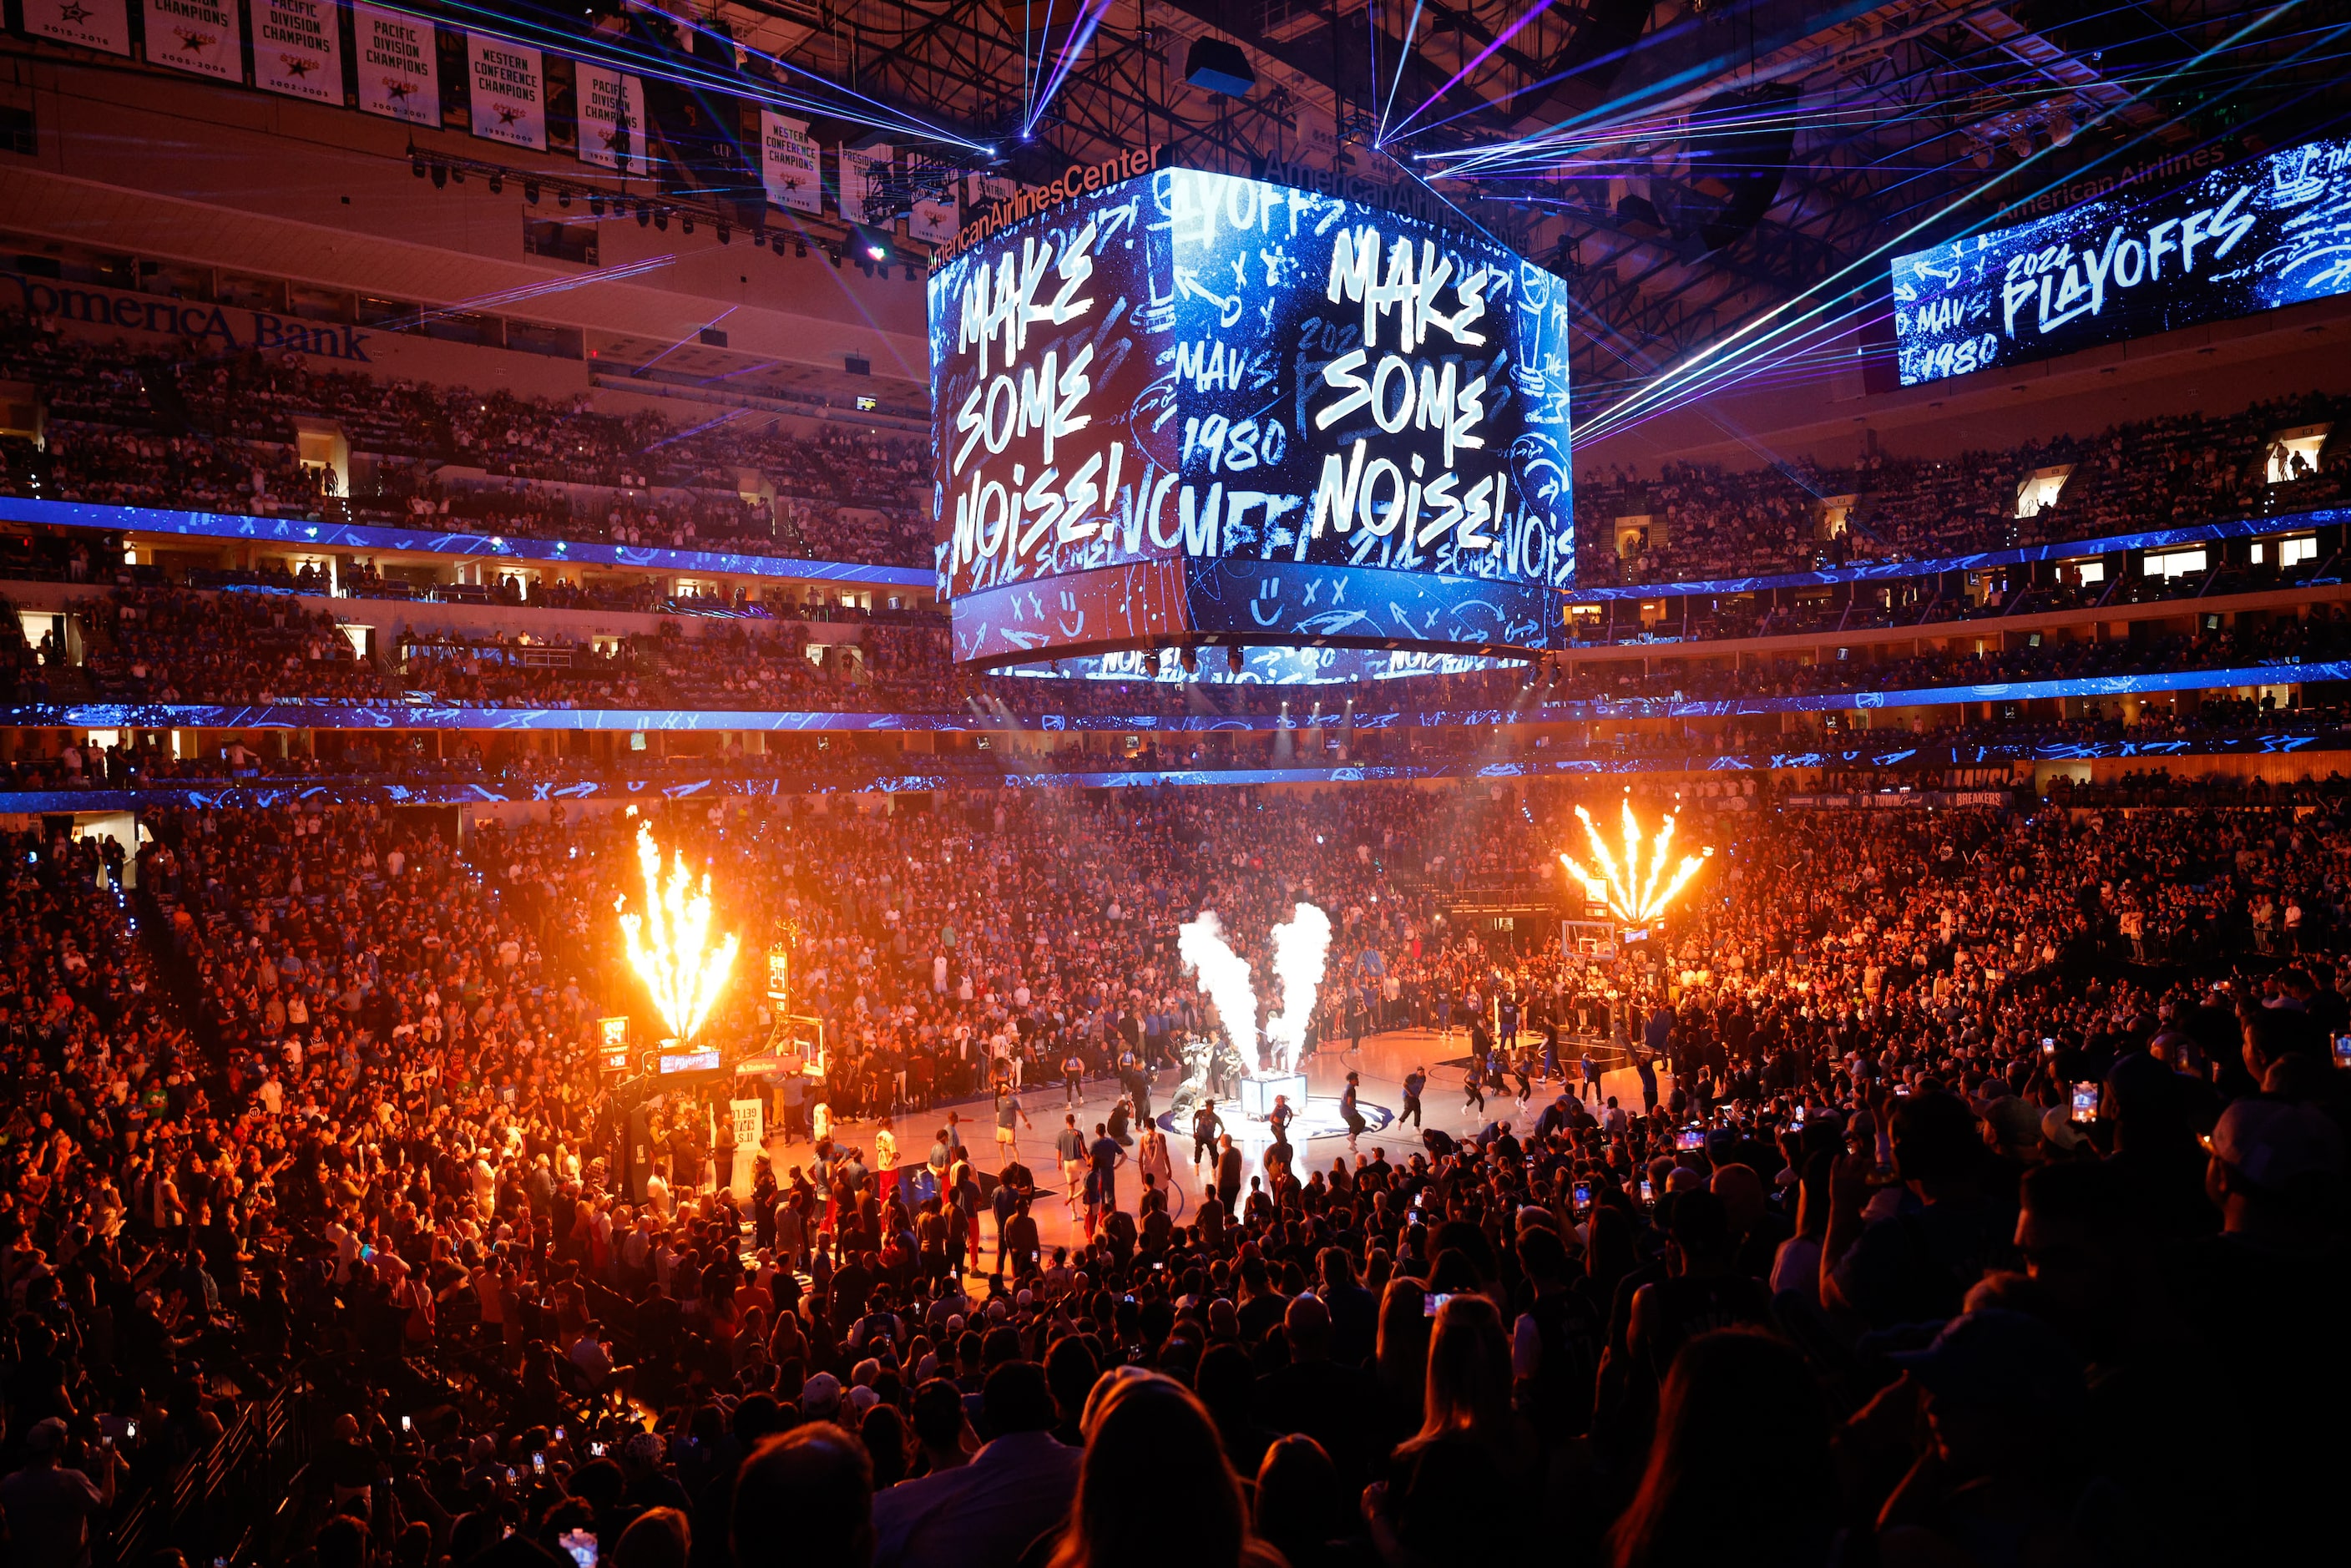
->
(4, 272), (377, 362)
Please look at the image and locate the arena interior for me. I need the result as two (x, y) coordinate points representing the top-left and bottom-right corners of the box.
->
(1, 3), (2347, 1566)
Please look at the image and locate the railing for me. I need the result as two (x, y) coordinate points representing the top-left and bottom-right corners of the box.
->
(105, 1366), (314, 1568)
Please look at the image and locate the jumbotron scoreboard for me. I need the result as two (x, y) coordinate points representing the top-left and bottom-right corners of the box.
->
(927, 163), (1575, 675)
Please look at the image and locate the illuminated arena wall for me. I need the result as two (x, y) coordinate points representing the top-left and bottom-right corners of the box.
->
(928, 165), (1575, 671)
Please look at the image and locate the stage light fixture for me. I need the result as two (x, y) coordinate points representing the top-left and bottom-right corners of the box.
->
(411, 154), (426, 178)
(1186, 37), (1256, 98)
(795, 240), (808, 257)
(589, 194), (604, 216)
(558, 190), (571, 208)
(430, 163), (447, 189)
(717, 225), (731, 244)
(655, 210), (669, 231)
(488, 174), (503, 195)
(680, 215), (693, 235)
(903, 265), (918, 282)
(829, 249), (842, 268)
(450, 168), (464, 184)
(636, 202), (651, 227)
(523, 180), (538, 203)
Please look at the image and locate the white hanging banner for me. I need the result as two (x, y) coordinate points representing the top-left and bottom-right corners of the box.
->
(353, 3), (437, 126)
(24, 0), (131, 55)
(466, 33), (545, 150)
(760, 110), (822, 216)
(252, 0), (343, 104)
(838, 144), (893, 225)
(908, 160), (958, 245)
(576, 63), (648, 178)
(144, 0), (244, 81)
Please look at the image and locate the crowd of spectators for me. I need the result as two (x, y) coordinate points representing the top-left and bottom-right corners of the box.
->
(1551, 608), (2351, 706)
(1579, 392), (2349, 586)
(1, 772), (2345, 1568)
(0, 311), (929, 567)
(20, 580), (2346, 723)
(77, 589), (388, 706)
(8, 306), (2348, 592)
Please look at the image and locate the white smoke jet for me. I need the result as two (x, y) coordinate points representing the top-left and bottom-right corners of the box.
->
(1179, 910), (1258, 1059)
(1266, 902), (1332, 1075)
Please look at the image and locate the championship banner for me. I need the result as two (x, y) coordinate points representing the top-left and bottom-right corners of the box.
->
(760, 110), (822, 215)
(909, 159), (958, 245)
(838, 143), (893, 225)
(253, 0), (343, 104)
(353, 3), (437, 126)
(24, 0), (131, 54)
(144, 0), (243, 81)
(576, 63), (648, 177)
(466, 32), (545, 150)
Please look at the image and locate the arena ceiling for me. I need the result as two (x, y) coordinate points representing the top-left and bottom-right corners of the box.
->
(611, 0), (2344, 412)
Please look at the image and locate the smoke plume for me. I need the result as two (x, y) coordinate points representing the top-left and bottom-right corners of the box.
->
(1266, 903), (1332, 1075)
(1179, 911), (1258, 1058)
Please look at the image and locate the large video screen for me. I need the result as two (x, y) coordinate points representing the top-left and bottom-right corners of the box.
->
(1890, 134), (2351, 387)
(928, 165), (1574, 659)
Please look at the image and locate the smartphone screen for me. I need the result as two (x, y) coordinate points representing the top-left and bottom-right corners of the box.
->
(2070, 1082), (2098, 1123)
(400, 1415), (412, 1432)
(533, 1453), (546, 1474)
(2334, 1035), (2351, 1067)
(1571, 1181), (1592, 1210)
(1423, 1292), (1454, 1318)
(560, 1530), (599, 1568)
(1638, 1179), (1653, 1203)
(1676, 1126), (1702, 1151)
(2041, 1037), (2056, 1054)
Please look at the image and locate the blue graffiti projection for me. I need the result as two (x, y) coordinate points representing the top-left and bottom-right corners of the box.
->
(1893, 132), (2351, 387)
(928, 166), (1574, 665)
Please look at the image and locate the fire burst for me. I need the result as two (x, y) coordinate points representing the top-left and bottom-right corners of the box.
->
(615, 824), (739, 1044)
(1560, 801), (1712, 924)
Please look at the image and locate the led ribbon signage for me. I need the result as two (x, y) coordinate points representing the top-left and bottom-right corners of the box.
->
(1892, 132), (2351, 387)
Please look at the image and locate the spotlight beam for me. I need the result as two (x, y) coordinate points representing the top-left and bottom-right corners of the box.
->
(1573, 1), (2332, 447)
